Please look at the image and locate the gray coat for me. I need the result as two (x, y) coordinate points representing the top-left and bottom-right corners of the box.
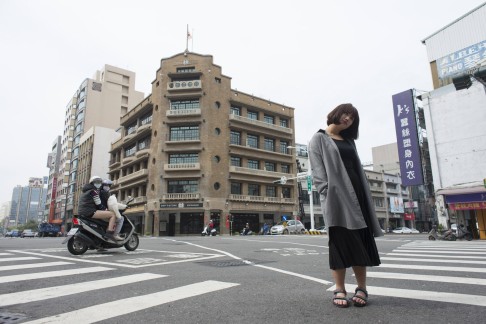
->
(308, 131), (383, 237)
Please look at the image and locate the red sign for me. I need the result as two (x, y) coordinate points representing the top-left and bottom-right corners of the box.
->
(404, 213), (415, 220)
(449, 202), (486, 210)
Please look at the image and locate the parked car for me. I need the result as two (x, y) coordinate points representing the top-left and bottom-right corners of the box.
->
(270, 220), (306, 235)
(410, 228), (420, 234)
(392, 227), (418, 234)
(316, 226), (327, 234)
(6, 230), (20, 237)
(21, 229), (36, 238)
(451, 223), (457, 234)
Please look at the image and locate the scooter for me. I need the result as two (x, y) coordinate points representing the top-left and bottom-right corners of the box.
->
(62, 197), (139, 255)
(456, 225), (473, 241)
(428, 227), (456, 241)
(201, 226), (217, 236)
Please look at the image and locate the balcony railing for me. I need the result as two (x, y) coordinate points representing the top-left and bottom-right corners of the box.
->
(162, 193), (201, 200)
(164, 162), (201, 171)
(229, 114), (292, 134)
(166, 108), (201, 117)
(228, 194), (295, 204)
(118, 169), (149, 184)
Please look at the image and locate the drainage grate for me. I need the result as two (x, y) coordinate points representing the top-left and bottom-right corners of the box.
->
(197, 259), (273, 267)
(0, 313), (27, 324)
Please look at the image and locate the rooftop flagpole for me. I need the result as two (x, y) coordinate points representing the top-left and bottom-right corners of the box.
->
(186, 24), (191, 53)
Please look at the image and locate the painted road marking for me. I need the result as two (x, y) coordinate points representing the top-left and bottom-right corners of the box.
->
(0, 261), (73, 272)
(23, 280), (239, 324)
(0, 266), (114, 284)
(387, 252), (486, 260)
(381, 257), (486, 265)
(0, 273), (166, 307)
(365, 271), (486, 285)
(379, 263), (486, 273)
(0, 257), (40, 262)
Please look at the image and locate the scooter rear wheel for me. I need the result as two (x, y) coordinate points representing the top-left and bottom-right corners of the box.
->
(67, 237), (88, 255)
(464, 233), (473, 241)
(124, 234), (139, 251)
(428, 235), (436, 241)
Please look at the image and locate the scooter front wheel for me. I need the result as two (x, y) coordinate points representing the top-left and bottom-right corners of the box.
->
(428, 235), (436, 241)
(464, 233), (473, 241)
(67, 237), (88, 255)
(124, 234), (139, 251)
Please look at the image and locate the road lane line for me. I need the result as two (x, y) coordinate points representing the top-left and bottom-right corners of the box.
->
(387, 253), (486, 260)
(0, 273), (166, 307)
(162, 239), (332, 285)
(327, 284), (486, 307)
(0, 257), (40, 262)
(381, 257), (486, 265)
(0, 253), (14, 256)
(0, 266), (114, 284)
(0, 261), (73, 272)
(365, 271), (486, 285)
(23, 280), (239, 324)
(379, 263), (486, 273)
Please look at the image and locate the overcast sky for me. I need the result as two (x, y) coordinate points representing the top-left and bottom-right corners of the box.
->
(1, 0), (484, 205)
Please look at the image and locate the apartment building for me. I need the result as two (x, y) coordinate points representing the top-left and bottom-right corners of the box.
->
(109, 52), (296, 236)
(9, 178), (47, 226)
(49, 65), (143, 230)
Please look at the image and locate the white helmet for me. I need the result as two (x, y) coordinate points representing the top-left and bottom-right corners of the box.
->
(89, 176), (102, 184)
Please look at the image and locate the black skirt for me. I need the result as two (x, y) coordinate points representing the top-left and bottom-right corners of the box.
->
(328, 139), (381, 270)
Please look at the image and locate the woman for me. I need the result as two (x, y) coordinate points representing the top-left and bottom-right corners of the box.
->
(308, 103), (383, 308)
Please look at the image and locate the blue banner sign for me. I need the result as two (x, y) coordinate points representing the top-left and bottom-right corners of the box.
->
(392, 90), (424, 186)
(436, 40), (486, 79)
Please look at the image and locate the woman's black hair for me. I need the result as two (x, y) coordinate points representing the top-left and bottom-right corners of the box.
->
(326, 103), (360, 139)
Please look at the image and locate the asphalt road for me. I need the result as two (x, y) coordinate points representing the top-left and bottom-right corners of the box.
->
(1, 234), (485, 323)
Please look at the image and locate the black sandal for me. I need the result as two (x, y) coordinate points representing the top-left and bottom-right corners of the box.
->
(332, 289), (350, 308)
(352, 287), (368, 307)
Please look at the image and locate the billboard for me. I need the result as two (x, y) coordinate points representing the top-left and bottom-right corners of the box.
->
(436, 40), (486, 80)
(389, 197), (404, 213)
(392, 90), (424, 186)
(29, 177), (44, 187)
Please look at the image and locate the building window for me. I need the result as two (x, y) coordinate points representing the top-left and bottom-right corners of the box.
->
(266, 186), (276, 197)
(281, 164), (290, 173)
(140, 113), (152, 125)
(169, 126), (199, 141)
(230, 105), (241, 116)
(264, 115), (274, 124)
(373, 197), (384, 207)
(248, 159), (259, 169)
(176, 67), (195, 73)
(230, 156), (241, 167)
(125, 144), (136, 157)
(126, 122), (137, 135)
(168, 180), (198, 193)
(280, 118), (289, 127)
(169, 153), (198, 164)
(170, 99), (200, 110)
(247, 134), (259, 148)
(280, 141), (289, 154)
(265, 162), (276, 171)
(230, 131), (241, 145)
(264, 138), (275, 152)
(231, 182), (242, 195)
(138, 136), (151, 150)
(282, 187), (291, 198)
(248, 184), (260, 196)
(248, 110), (258, 120)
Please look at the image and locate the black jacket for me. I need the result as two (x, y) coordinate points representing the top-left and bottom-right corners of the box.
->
(77, 184), (105, 217)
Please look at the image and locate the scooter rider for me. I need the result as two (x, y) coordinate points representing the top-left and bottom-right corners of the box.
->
(101, 179), (124, 238)
(78, 176), (123, 241)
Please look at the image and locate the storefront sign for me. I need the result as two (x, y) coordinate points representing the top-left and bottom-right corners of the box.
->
(449, 202), (486, 210)
(436, 40), (486, 79)
(392, 89), (424, 186)
(184, 203), (203, 208)
(160, 203), (180, 208)
(404, 213), (415, 220)
(160, 202), (203, 209)
(445, 192), (486, 204)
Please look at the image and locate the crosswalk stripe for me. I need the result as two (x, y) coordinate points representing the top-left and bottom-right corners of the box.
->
(0, 253), (13, 256)
(0, 261), (74, 272)
(379, 263), (486, 273)
(388, 252), (486, 260)
(0, 266), (114, 284)
(23, 280), (240, 324)
(0, 257), (40, 262)
(393, 249), (485, 255)
(0, 273), (166, 307)
(366, 271), (486, 285)
(327, 284), (486, 307)
(381, 257), (486, 265)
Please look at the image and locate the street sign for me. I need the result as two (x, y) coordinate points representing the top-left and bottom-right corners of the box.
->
(306, 176), (312, 192)
(297, 172), (308, 179)
(280, 176), (287, 185)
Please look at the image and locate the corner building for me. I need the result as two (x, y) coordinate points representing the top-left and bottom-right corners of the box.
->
(109, 52), (297, 236)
